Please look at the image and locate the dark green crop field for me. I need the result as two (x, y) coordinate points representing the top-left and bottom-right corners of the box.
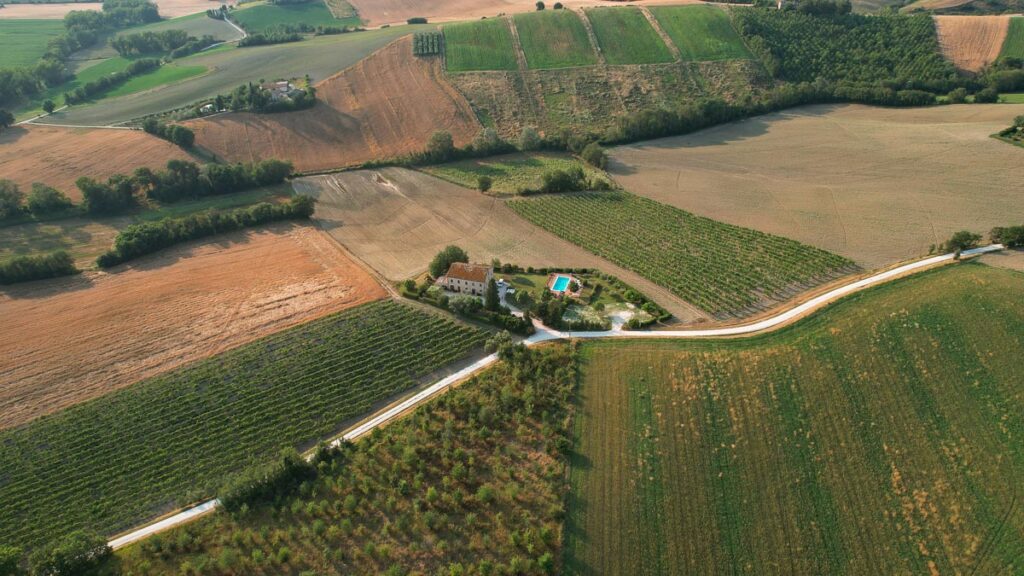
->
(508, 191), (853, 318)
(443, 17), (518, 71)
(0, 300), (486, 551)
(650, 5), (751, 62)
(585, 7), (674, 65)
(514, 9), (598, 69)
(567, 263), (1024, 575)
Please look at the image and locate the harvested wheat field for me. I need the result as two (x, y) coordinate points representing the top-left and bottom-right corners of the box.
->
(0, 3), (102, 19)
(0, 125), (191, 201)
(294, 167), (703, 322)
(349, 0), (699, 26)
(187, 36), (480, 173)
(0, 224), (385, 431)
(935, 15), (1010, 72)
(610, 103), (1024, 270)
(155, 0), (236, 17)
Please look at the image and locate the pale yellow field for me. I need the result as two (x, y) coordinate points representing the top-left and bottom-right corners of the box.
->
(610, 104), (1024, 269)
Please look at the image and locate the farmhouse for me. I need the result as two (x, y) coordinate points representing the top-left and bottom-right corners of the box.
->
(260, 80), (303, 102)
(438, 262), (493, 296)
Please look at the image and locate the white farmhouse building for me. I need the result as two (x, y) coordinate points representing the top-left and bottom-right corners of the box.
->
(438, 263), (493, 296)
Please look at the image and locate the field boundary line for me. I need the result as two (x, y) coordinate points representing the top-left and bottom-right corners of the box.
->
(577, 8), (607, 66)
(638, 5), (681, 62)
(103, 243), (1003, 551)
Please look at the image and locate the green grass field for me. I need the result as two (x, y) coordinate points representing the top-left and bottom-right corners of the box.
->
(514, 9), (598, 69)
(231, 0), (359, 33)
(102, 62), (208, 98)
(1001, 92), (1024, 103)
(585, 7), (674, 65)
(119, 11), (244, 41)
(651, 5), (751, 62)
(0, 301), (487, 551)
(443, 17), (518, 72)
(0, 19), (65, 68)
(423, 152), (606, 194)
(566, 263), (1024, 574)
(507, 191), (853, 318)
(1001, 16), (1024, 59)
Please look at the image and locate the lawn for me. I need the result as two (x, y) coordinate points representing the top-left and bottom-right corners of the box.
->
(513, 9), (597, 69)
(231, 0), (359, 33)
(1001, 92), (1024, 103)
(651, 5), (752, 61)
(443, 17), (518, 72)
(508, 191), (854, 318)
(585, 7), (674, 65)
(1001, 16), (1024, 59)
(0, 19), (65, 68)
(0, 300), (487, 551)
(422, 152), (606, 194)
(566, 263), (1024, 575)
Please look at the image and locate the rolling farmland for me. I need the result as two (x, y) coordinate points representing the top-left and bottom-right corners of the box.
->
(514, 10), (598, 69)
(443, 17), (518, 71)
(422, 152), (604, 194)
(508, 191), (854, 318)
(1002, 16), (1024, 59)
(585, 7), (673, 65)
(566, 263), (1024, 574)
(650, 5), (751, 61)
(0, 19), (64, 67)
(935, 15), (1011, 72)
(0, 300), (486, 550)
(230, 0), (359, 33)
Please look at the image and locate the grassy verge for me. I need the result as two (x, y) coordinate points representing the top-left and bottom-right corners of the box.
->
(0, 300), (487, 552)
(566, 263), (1024, 574)
(508, 190), (854, 318)
(651, 5), (752, 61)
(585, 7), (673, 65)
(421, 152), (606, 195)
(0, 19), (65, 68)
(513, 9), (598, 69)
(443, 17), (518, 72)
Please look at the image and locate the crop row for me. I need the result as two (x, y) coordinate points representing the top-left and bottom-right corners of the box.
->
(0, 300), (487, 550)
(413, 31), (443, 56)
(508, 191), (854, 317)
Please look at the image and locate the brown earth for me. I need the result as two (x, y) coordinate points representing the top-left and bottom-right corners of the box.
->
(0, 224), (386, 430)
(609, 103), (1024, 270)
(186, 36), (480, 173)
(900, 0), (972, 12)
(0, 3), (102, 19)
(0, 125), (191, 202)
(293, 167), (705, 322)
(349, 0), (701, 26)
(154, 0), (236, 17)
(935, 15), (1010, 72)
(979, 248), (1024, 271)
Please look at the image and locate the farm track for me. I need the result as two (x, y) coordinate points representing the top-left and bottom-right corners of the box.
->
(106, 243), (1003, 550)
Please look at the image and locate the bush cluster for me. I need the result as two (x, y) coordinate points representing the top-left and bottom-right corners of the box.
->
(990, 225), (1024, 248)
(219, 449), (318, 512)
(96, 195), (315, 267)
(142, 118), (195, 148)
(110, 29), (194, 56)
(238, 30), (303, 46)
(0, 251), (78, 285)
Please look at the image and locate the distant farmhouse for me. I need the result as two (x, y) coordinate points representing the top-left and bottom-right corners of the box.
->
(438, 263), (493, 296)
(260, 80), (304, 102)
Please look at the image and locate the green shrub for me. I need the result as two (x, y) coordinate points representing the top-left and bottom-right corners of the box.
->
(0, 251), (77, 285)
(26, 183), (73, 216)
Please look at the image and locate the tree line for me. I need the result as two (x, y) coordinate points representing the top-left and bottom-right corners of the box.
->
(0, 0), (161, 109)
(0, 180), (76, 221)
(141, 118), (195, 148)
(110, 29), (218, 59)
(96, 195), (316, 267)
(0, 251), (78, 286)
(64, 58), (160, 104)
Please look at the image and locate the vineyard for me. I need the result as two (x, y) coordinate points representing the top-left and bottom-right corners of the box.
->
(442, 18), (518, 72)
(513, 9), (598, 69)
(507, 191), (854, 317)
(732, 9), (956, 84)
(585, 7), (674, 65)
(651, 5), (752, 62)
(0, 301), (486, 551)
(413, 31), (443, 56)
(566, 263), (1024, 574)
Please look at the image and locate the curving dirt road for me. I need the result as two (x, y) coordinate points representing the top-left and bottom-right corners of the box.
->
(107, 243), (1002, 550)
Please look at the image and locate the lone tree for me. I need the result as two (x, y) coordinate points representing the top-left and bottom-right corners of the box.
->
(0, 179), (24, 220)
(485, 277), (500, 311)
(426, 130), (455, 163)
(42, 99), (55, 114)
(0, 109), (14, 133)
(519, 126), (542, 151)
(477, 175), (493, 192)
(536, 1), (545, 9)
(429, 245), (468, 278)
(581, 141), (607, 169)
(944, 230), (982, 252)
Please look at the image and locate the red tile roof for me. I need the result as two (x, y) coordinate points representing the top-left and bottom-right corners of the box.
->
(446, 262), (490, 283)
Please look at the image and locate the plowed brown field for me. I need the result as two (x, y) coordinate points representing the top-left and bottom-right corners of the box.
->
(936, 15), (1010, 72)
(0, 3), (103, 19)
(0, 125), (191, 201)
(186, 36), (480, 173)
(294, 167), (704, 323)
(0, 224), (386, 430)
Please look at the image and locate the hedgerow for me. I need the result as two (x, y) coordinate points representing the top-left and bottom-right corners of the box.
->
(0, 300), (486, 551)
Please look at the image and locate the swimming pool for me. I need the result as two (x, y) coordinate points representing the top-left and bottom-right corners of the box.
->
(552, 274), (571, 292)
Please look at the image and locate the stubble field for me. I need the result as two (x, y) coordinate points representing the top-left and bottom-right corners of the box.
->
(293, 167), (704, 322)
(610, 103), (1024, 269)
(567, 262), (1024, 575)
(187, 36), (480, 172)
(0, 125), (191, 201)
(935, 15), (1010, 72)
(0, 224), (386, 430)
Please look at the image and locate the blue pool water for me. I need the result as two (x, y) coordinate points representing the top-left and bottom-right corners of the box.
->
(552, 275), (571, 292)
